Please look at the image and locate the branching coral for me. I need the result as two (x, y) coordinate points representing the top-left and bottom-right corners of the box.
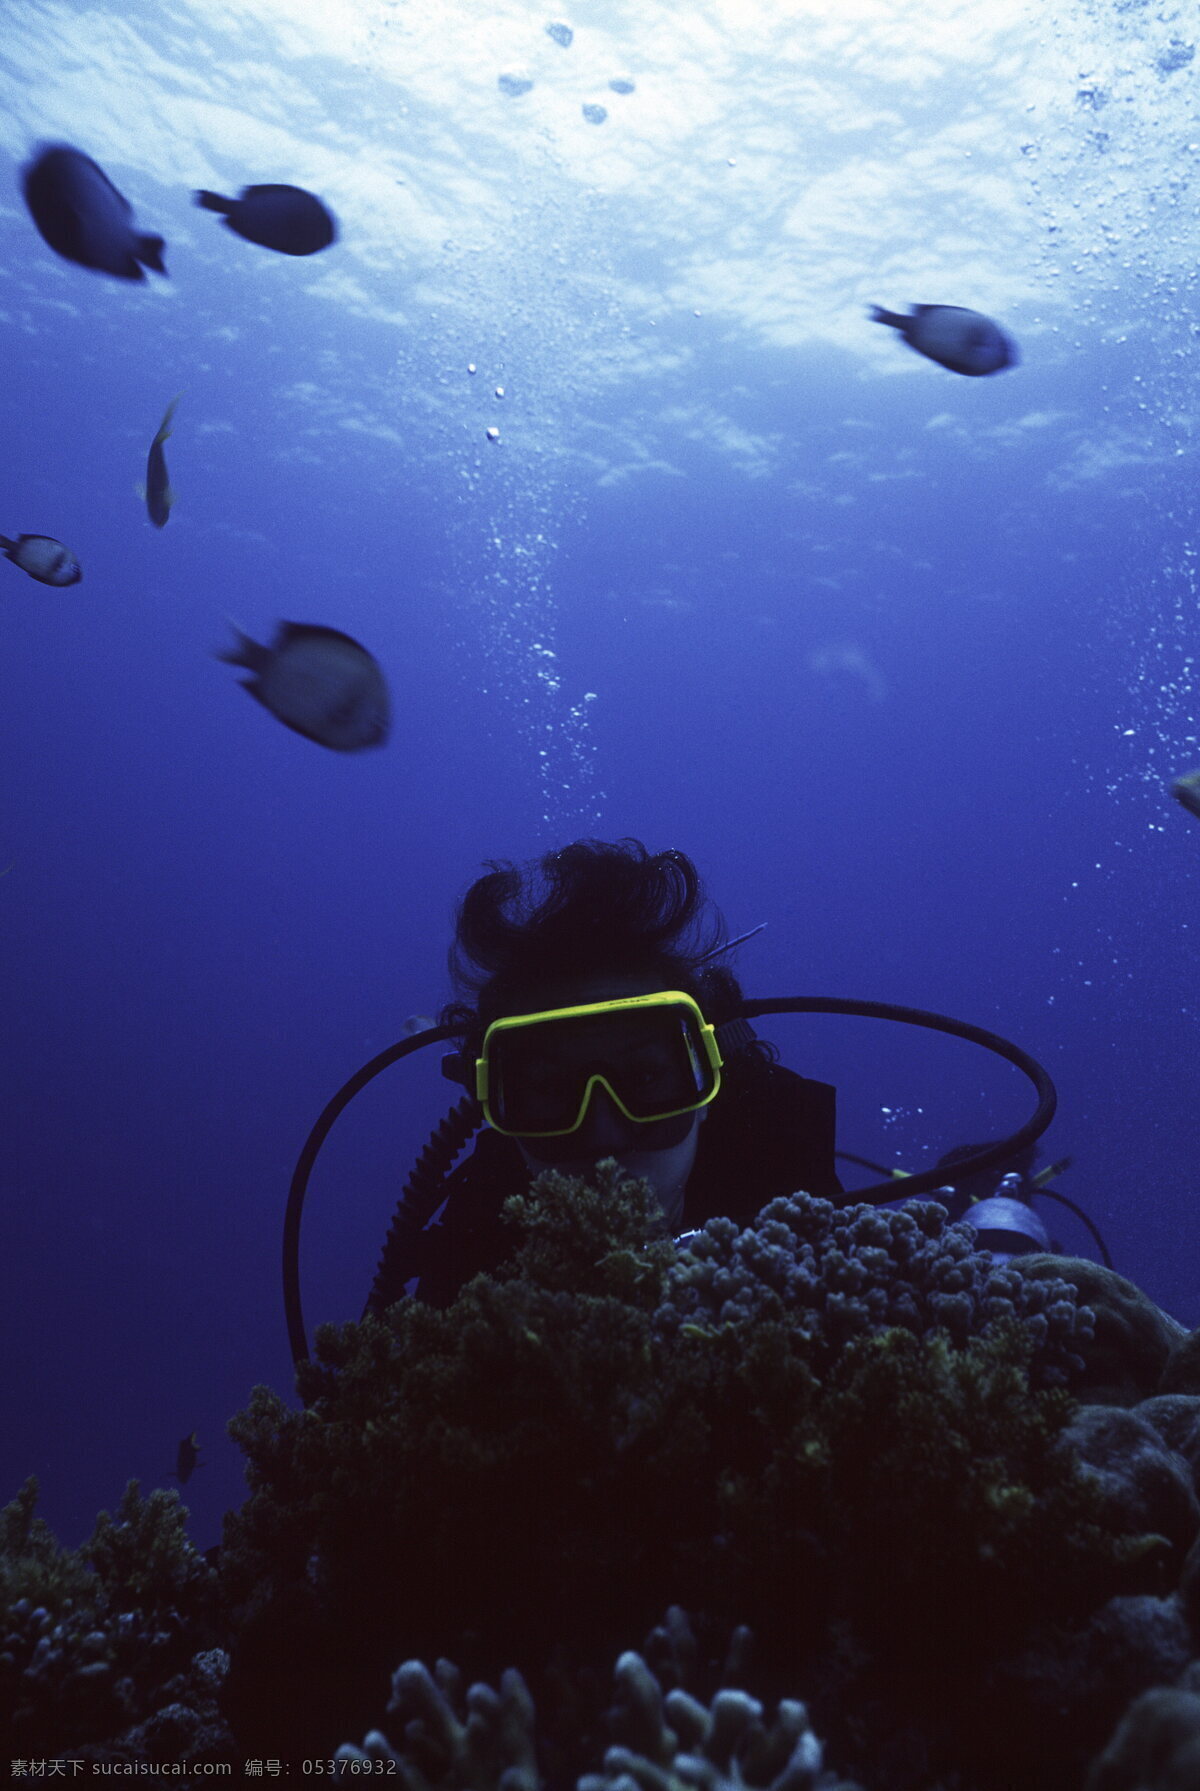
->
(335, 1614), (862, 1791)
(582, 1644), (862, 1791)
(336, 1657), (540, 1791)
(85, 1480), (218, 1617)
(0, 1477), (221, 1757)
(1014, 1257), (1188, 1406)
(224, 1169), (716, 1694)
(656, 1194), (1092, 1386)
(8, 1164), (1200, 1784)
(222, 1168), (1162, 1769)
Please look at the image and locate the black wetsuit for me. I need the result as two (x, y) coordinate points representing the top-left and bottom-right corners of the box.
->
(401, 1056), (842, 1309)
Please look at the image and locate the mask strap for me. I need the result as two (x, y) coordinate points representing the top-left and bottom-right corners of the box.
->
(714, 1017), (757, 1055)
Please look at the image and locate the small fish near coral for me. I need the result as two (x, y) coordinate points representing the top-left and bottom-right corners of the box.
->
(216, 620), (391, 752)
(869, 303), (1017, 375)
(21, 143), (166, 280)
(171, 1431), (202, 1485)
(138, 395), (182, 529)
(194, 184), (336, 256)
(0, 533), (82, 586)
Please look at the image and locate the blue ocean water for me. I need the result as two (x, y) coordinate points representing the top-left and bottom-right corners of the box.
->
(1, 0), (1198, 1551)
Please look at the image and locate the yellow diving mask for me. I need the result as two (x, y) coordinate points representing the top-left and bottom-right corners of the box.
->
(474, 990), (724, 1139)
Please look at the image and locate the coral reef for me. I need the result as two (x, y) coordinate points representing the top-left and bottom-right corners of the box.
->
(220, 1169), (1165, 1781)
(0, 1476), (223, 1758)
(1056, 1406), (1200, 1564)
(1159, 1331), (1200, 1398)
(1014, 1256), (1188, 1405)
(335, 1611), (863, 1791)
(1086, 1683), (1200, 1790)
(656, 1194), (1092, 1385)
(14, 1165), (1200, 1787)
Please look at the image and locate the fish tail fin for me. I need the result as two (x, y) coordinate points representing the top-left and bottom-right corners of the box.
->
(138, 234), (167, 275)
(156, 393), (183, 440)
(868, 305), (906, 329)
(216, 617), (267, 672)
(0, 536), (12, 553)
(194, 189), (232, 214)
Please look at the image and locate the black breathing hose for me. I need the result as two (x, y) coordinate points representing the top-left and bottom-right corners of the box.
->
(364, 1093), (483, 1319)
(740, 997), (1056, 1205)
(283, 1022), (463, 1369)
(284, 998), (1057, 1367)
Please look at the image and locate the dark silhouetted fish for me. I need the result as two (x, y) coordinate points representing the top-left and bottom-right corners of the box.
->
(194, 184), (336, 256)
(869, 304), (1017, 376)
(1173, 769), (1200, 822)
(139, 395), (181, 529)
(0, 533), (81, 586)
(21, 144), (166, 280)
(172, 1432), (202, 1485)
(217, 620), (391, 752)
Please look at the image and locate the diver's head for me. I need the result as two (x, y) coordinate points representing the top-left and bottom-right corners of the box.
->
(486, 974), (717, 1231)
(442, 841), (746, 1227)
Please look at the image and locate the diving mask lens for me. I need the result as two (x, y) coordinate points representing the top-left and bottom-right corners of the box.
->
(479, 993), (722, 1138)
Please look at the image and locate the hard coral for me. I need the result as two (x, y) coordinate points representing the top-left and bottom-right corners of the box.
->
(1014, 1257), (1187, 1406)
(222, 1169), (710, 1749)
(1086, 1684), (1200, 1791)
(1158, 1328), (1200, 1398)
(223, 1170), (1152, 1768)
(725, 1318), (1148, 1674)
(658, 1194), (1092, 1386)
(0, 1477), (220, 1758)
(0, 1478), (96, 1612)
(1056, 1407), (1200, 1568)
(85, 1480), (216, 1616)
(583, 1644), (863, 1791)
(335, 1614), (862, 1791)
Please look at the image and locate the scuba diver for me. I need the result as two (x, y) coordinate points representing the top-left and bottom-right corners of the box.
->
(369, 839), (843, 1311)
(283, 837), (1108, 1362)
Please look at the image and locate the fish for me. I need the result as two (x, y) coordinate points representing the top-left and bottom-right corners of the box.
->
(171, 1432), (202, 1485)
(0, 533), (82, 586)
(869, 304), (1017, 376)
(1173, 769), (1200, 822)
(139, 396), (181, 529)
(21, 144), (166, 280)
(217, 620), (391, 752)
(194, 184), (336, 256)
(401, 1014), (436, 1037)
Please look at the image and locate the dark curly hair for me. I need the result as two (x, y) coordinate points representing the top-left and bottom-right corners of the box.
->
(439, 840), (751, 1056)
